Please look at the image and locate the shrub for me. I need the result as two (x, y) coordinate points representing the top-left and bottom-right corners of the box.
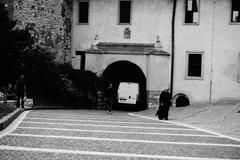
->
(21, 46), (99, 108)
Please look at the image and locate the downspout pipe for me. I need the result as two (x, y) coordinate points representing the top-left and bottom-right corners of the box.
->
(170, 0), (177, 99)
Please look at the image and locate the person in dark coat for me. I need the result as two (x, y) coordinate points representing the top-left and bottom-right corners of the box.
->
(105, 82), (113, 114)
(156, 88), (172, 120)
(15, 75), (26, 108)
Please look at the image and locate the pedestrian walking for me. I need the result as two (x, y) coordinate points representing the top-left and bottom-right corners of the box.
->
(155, 88), (172, 120)
(15, 75), (26, 108)
(105, 82), (113, 114)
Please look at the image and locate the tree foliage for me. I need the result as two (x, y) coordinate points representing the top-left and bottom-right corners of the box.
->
(0, 10), (99, 108)
(0, 10), (33, 85)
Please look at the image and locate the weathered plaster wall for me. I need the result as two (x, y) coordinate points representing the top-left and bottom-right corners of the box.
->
(12, 0), (72, 64)
(72, 0), (172, 69)
(85, 54), (147, 77)
(174, 0), (213, 104)
(211, 0), (240, 102)
(86, 52), (170, 107)
(73, 0), (240, 105)
(85, 53), (170, 91)
(174, 0), (240, 104)
(72, 0), (172, 91)
(72, 0), (172, 48)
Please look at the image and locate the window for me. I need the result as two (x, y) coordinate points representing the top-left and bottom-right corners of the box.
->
(119, 0), (131, 24)
(186, 52), (204, 79)
(78, 1), (89, 24)
(185, 0), (199, 24)
(231, 0), (240, 23)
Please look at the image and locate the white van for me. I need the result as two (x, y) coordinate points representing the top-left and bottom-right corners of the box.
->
(117, 82), (139, 104)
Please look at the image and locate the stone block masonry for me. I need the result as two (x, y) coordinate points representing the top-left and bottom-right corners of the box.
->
(11, 0), (72, 64)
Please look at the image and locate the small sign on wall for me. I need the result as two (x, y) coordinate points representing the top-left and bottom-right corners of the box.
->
(124, 28), (131, 39)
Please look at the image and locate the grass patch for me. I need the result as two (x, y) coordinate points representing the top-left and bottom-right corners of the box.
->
(0, 103), (16, 119)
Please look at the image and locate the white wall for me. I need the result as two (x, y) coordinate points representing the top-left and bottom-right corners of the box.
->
(85, 53), (147, 76)
(72, 0), (172, 46)
(211, 0), (240, 102)
(72, 0), (172, 67)
(72, 0), (240, 104)
(174, 0), (213, 103)
(174, 0), (240, 103)
(72, 0), (172, 92)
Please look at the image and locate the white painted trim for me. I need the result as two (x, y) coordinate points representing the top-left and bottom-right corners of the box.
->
(28, 113), (127, 121)
(29, 112), (113, 118)
(22, 121), (195, 130)
(185, 51), (204, 80)
(28, 114), (128, 121)
(25, 117), (173, 125)
(129, 113), (240, 142)
(8, 133), (240, 147)
(0, 145), (235, 160)
(0, 111), (29, 139)
(18, 126), (220, 137)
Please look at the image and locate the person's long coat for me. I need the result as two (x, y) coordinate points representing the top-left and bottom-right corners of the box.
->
(156, 90), (171, 118)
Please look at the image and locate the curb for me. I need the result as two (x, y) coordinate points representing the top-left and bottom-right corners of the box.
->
(0, 108), (24, 131)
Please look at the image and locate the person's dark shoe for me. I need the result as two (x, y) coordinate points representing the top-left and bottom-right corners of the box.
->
(164, 117), (168, 120)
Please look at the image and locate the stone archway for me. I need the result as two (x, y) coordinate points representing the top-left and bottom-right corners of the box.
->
(173, 93), (190, 107)
(102, 60), (147, 111)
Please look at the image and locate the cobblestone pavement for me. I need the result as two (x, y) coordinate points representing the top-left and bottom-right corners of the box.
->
(0, 109), (240, 159)
(136, 103), (240, 140)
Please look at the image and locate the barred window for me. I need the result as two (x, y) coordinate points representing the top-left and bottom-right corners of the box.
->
(186, 52), (204, 79)
(78, 1), (89, 24)
(185, 0), (199, 24)
(231, 0), (240, 23)
(119, 0), (131, 24)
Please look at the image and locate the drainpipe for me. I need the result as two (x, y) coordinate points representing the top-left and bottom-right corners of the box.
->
(209, 0), (216, 103)
(170, 0), (177, 99)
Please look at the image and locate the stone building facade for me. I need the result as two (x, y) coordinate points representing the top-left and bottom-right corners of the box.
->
(1, 0), (72, 63)
(71, 0), (240, 109)
(2, 0), (240, 109)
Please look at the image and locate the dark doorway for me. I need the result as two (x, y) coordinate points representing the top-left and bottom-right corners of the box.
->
(175, 94), (190, 107)
(102, 61), (147, 111)
(76, 51), (85, 70)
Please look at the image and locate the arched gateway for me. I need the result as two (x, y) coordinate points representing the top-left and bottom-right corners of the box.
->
(85, 40), (170, 110)
(102, 61), (147, 111)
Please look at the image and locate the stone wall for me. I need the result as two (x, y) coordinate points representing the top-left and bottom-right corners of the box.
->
(12, 0), (72, 64)
(147, 90), (160, 109)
